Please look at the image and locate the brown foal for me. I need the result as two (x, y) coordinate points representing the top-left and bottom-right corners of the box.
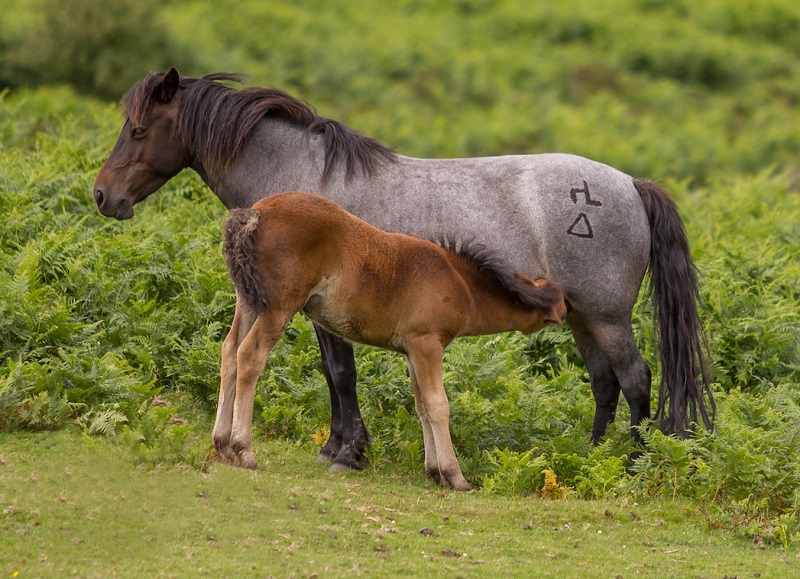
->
(214, 192), (566, 490)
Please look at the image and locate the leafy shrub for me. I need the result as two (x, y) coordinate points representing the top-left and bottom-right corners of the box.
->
(120, 401), (205, 469)
(1, 0), (197, 99)
(482, 448), (549, 498)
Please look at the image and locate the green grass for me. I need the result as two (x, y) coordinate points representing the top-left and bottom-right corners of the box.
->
(1, 429), (795, 577)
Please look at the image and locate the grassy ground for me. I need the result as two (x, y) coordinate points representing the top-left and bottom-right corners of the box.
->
(1, 430), (794, 577)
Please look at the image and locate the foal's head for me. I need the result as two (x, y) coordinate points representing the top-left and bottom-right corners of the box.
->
(93, 68), (190, 220)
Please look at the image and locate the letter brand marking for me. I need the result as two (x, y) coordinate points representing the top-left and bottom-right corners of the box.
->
(570, 180), (602, 207)
(567, 213), (593, 238)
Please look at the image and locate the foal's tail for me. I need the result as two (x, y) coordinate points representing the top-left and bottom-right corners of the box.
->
(223, 208), (269, 314)
(634, 179), (715, 437)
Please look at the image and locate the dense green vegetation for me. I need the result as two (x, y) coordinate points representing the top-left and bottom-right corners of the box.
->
(2, 0), (800, 556)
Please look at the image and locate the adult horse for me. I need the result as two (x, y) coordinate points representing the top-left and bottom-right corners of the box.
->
(93, 68), (714, 470)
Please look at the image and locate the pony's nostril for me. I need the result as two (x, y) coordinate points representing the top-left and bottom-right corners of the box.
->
(94, 188), (104, 206)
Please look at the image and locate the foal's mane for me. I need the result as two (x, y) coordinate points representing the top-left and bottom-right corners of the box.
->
(123, 71), (397, 181)
(438, 238), (562, 311)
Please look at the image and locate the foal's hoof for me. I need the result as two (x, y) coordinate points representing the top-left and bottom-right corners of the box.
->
(212, 444), (235, 464)
(236, 453), (258, 470)
(231, 444), (258, 469)
(428, 468), (472, 491)
(450, 480), (473, 492)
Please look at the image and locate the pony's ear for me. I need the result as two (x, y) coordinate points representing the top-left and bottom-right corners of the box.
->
(158, 67), (180, 103)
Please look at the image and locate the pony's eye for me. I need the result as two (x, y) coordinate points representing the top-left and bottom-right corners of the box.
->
(131, 127), (147, 139)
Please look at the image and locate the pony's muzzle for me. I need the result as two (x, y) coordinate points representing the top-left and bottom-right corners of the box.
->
(93, 186), (134, 220)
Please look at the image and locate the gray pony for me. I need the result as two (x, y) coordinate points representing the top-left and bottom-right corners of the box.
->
(94, 68), (714, 471)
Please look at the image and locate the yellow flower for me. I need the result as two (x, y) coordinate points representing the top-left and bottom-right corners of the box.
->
(311, 427), (330, 447)
(539, 469), (572, 500)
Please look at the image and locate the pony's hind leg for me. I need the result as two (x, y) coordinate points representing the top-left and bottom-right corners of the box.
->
(583, 319), (652, 447)
(229, 310), (291, 469)
(406, 336), (472, 491)
(212, 302), (255, 461)
(568, 314), (622, 444)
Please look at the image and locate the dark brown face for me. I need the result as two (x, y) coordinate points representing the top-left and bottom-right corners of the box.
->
(93, 69), (189, 220)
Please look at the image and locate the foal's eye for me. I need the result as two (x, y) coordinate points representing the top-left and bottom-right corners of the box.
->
(131, 127), (147, 139)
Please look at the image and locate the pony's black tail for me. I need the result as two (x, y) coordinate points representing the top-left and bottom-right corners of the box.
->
(634, 179), (715, 437)
(223, 208), (269, 314)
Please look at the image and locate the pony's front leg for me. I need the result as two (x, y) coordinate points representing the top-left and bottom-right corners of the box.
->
(212, 302), (254, 461)
(314, 326), (370, 471)
(407, 336), (472, 491)
(230, 311), (288, 469)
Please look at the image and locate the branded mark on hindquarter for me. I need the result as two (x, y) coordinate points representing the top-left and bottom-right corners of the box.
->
(567, 180), (603, 239)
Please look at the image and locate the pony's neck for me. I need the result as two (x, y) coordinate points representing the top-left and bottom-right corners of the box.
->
(193, 119), (333, 209)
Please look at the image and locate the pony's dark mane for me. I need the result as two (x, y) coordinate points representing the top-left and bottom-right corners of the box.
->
(438, 238), (563, 311)
(123, 71), (397, 181)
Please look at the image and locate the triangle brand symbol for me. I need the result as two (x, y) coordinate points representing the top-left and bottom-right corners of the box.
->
(567, 213), (593, 238)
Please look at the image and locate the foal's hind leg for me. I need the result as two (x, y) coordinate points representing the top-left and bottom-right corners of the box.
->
(567, 314), (622, 443)
(212, 302), (255, 462)
(229, 310), (291, 469)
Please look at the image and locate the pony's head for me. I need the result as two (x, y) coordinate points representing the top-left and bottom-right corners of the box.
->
(93, 68), (190, 220)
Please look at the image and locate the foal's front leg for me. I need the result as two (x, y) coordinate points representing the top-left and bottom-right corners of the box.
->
(407, 336), (472, 491)
(406, 357), (438, 478)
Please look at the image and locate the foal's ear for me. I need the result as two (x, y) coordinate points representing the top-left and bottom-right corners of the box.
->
(158, 67), (180, 103)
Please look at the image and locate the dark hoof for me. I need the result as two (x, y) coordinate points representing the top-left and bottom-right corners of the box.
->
(318, 436), (342, 463)
(331, 440), (368, 471)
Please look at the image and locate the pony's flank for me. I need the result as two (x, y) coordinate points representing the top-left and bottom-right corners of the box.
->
(223, 208), (269, 314)
(123, 71), (397, 181)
